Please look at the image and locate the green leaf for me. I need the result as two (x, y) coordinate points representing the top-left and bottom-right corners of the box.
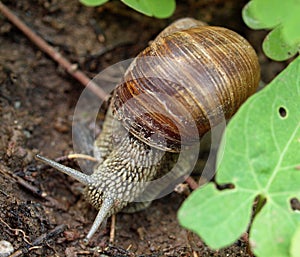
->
(283, 9), (300, 46)
(143, 0), (175, 18)
(178, 184), (256, 248)
(290, 225), (300, 257)
(178, 56), (300, 257)
(79, 0), (175, 18)
(121, 0), (175, 18)
(263, 26), (299, 61)
(242, 0), (300, 60)
(242, 0), (290, 29)
(250, 200), (299, 257)
(79, 0), (109, 7)
(121, 0), (151, 16)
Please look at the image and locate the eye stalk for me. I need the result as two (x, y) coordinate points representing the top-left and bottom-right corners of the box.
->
(35, 155), (92, 185)
(36, 154), (115, 241)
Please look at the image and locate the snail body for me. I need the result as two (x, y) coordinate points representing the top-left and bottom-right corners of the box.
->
(36, 18), (260, 241)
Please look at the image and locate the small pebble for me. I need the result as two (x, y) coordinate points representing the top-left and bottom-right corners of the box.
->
(0, 240), (14, 257)
(14, 101), (21, 109)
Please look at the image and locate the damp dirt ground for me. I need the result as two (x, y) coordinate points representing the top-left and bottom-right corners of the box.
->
(0, 1), (288, 256)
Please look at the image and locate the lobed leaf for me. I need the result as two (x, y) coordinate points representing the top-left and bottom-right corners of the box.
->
(79, 0), (109, 7)
(242, 0), (300, 60)
(178, 57), (300, 257)
(262, 26), (299, 61)
(121, 0), (175, 18)
(80, 0), (175, 18)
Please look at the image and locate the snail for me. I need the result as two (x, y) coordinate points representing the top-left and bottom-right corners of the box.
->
(36, 18), (260, 241)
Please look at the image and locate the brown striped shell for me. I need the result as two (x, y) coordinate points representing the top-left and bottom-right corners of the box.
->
(112, 21), (260, 152)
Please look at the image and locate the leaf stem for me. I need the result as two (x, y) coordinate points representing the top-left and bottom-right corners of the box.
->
(253, 195), (266, 217)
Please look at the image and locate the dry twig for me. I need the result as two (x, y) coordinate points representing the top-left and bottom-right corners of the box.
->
(66, 154), (98, 162)
(0, 217), (31, 245)
(185, 176), (199, 190)
(8, 224), (66, 257)
(0, 1), (108, 101)
(109, 214), (116, 243)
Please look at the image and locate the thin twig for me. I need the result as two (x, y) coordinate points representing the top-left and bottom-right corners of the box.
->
(14, 175), (47, 198)
(32, 224), (66, 245)
(0, 189), (9, 197)
(13, 173), (68, 211)
(1, 164), (62, 208)
(109, 214), (116, 243)
(54, 153), (98, 163)
(8, 224), (66, 257)
(185, 176), (199, 190)
(8, 249), (23, 257)
(0, 1), (108, 101)
(0, 217), (31, 245)
(67, 153), (98, 162)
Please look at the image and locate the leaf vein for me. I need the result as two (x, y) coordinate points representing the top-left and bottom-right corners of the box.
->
(265, 122), (300, 191)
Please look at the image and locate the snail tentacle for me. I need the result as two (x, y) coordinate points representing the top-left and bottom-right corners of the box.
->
(36, 155), (93, 185)
(85, 197), (114, 241)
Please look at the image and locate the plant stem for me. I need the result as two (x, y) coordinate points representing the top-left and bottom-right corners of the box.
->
(254, 195), (266, 217)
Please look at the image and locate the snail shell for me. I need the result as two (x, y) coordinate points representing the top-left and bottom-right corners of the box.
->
(112, 22), (260, 152)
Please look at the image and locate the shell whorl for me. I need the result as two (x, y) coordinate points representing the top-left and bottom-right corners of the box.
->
(112, 25), (260, 152)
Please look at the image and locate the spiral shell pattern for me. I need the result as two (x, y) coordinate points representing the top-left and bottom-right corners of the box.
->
(112, 24), (260, 152)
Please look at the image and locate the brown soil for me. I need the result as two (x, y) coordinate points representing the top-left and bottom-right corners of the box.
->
(0, 0), (287, 256)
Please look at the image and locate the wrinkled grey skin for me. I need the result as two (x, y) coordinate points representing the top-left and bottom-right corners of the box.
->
(85, 104), (180, 240)
(37, 103), (179, 241)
